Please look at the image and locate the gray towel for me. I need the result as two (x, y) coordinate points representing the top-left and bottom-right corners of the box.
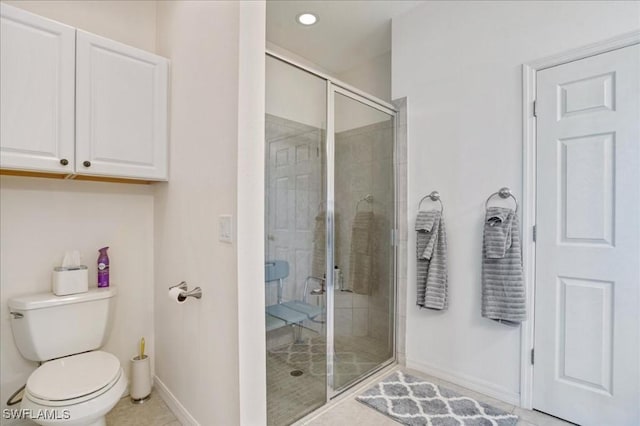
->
(416, 210), (448, 310)
(349, 211), (374, 295)
(481, 207), (526, 325)
(311, 211), (326, 279)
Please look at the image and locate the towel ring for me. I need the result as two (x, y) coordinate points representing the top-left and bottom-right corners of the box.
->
(485, 187), (518, 212)
(418, 191), (444, 213)
(356, 194), (374, 211)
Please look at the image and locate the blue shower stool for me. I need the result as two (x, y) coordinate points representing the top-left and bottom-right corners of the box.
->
(265, 260), (324, 335)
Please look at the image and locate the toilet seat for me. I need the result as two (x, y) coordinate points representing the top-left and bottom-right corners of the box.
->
(21, 364), (127, 426)
(26, 351), (121, 406)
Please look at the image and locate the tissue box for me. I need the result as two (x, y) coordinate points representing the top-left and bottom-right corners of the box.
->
(52, 266), (88, 296)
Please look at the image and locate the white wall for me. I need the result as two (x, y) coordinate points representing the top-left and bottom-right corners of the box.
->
(154, 2), (241, 424)
(0, 1), (157, 417)
(337, 51), (391, 102)
(0, 177), (154, 413)
(3, 0), (157, 52)
(266, 42), (391, 132)
(335, 51), (393, 131)
(237, 3), (267, 423)
(393, 0), (640, 403)
(266, 54), (327, 129)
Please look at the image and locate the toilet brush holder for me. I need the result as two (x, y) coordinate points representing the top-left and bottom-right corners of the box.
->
(130, 355), (151, 403)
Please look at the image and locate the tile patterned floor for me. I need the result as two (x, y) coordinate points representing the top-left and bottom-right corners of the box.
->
(267, 347), (326, 426)
(106, 391), (178, 426)
(13, 390), (178, 426)
(303, 368), (576, 426)
(267, 335), (393, 426)
(102, 368), (574, 426)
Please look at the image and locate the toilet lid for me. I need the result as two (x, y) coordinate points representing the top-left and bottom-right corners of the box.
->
(27, 351), (120, 401)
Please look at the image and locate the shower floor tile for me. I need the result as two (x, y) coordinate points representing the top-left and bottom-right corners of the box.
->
(267, 335), (393, 426)
(267, 348), (325, 426)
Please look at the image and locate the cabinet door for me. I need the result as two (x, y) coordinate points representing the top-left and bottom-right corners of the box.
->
(0, 4), (75, 173)
(76, 30), (168, 181)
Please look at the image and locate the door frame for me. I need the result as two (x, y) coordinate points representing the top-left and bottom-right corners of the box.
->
(520, 30), (640, 410)
(328, 84), (398, 398)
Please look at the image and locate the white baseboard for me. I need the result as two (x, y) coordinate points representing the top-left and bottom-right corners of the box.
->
(154, 376), (199, 426)
(406, 358), (520, 406)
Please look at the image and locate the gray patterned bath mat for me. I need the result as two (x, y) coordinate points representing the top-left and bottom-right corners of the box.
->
(356, 371), (518, 426)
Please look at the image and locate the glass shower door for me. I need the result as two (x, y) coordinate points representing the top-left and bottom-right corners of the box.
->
(265, 53), (397, 421)
(330, 88), (396, 392)
(264, 55), (327, 426)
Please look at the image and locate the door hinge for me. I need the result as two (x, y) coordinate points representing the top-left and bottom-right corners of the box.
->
(533, 100), (537, 117)
(531, 348), (535, 365)
(533, 225), (537, 242)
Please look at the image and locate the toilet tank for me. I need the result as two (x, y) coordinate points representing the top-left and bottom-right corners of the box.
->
(8, 287), (117, 362)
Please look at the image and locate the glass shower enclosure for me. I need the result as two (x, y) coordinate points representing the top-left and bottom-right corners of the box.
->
(264, 53), (396, 426)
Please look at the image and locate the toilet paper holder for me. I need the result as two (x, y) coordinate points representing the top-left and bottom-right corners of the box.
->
(169, 281), (203, 301)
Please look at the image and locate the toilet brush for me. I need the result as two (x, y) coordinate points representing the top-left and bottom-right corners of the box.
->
(131, 337), (151, 402)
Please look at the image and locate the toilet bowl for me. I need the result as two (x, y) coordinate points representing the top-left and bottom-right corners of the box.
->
(20, 351), (127, 426)
(8, 287), (125, 425)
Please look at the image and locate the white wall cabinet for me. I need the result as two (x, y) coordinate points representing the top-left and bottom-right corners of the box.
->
(0, 4), (76, 174)
(76, 31), (168, 180)
(0, 4), (169, 181)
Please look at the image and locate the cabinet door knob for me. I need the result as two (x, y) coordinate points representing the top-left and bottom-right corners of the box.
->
(83, 161), (91, 167)
(60, 158), (69, 166)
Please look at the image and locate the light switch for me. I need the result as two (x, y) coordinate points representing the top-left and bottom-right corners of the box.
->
(219, 215), (233, 243)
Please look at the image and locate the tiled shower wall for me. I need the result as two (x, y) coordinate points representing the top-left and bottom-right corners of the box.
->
(265, 110), (406, 359)
(334, 120), (394, 343)
(394, 98), (408, 365)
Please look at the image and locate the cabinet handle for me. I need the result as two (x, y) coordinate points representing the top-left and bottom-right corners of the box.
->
(60, 159), (69, 166)
(83, 161), (91, 167)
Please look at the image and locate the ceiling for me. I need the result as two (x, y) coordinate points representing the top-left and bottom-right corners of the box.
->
(266, 0), (423, 75)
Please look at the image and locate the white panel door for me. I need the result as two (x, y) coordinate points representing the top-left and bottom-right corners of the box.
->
(266, 131), (321, 305)
(534, 44), (640, 425)
(75, 30), (168, 180)
(0, 4), (75, 173)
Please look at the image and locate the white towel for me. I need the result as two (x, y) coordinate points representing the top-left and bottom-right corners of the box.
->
(481, 207), (526, 325)
(416, 210), (448, 310)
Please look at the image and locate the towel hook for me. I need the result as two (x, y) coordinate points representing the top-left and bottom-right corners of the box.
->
(418, 191), (444, 213)
(356, 194), (374, 212)
(485, 187), (518, 212)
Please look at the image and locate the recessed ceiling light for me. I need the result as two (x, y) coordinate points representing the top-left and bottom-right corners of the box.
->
(297, 13), (318, 26)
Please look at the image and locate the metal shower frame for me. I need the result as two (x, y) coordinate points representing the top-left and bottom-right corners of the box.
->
(266, 49), (399, 402)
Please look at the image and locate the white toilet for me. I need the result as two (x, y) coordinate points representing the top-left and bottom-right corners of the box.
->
(8, 287), (127, 426)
